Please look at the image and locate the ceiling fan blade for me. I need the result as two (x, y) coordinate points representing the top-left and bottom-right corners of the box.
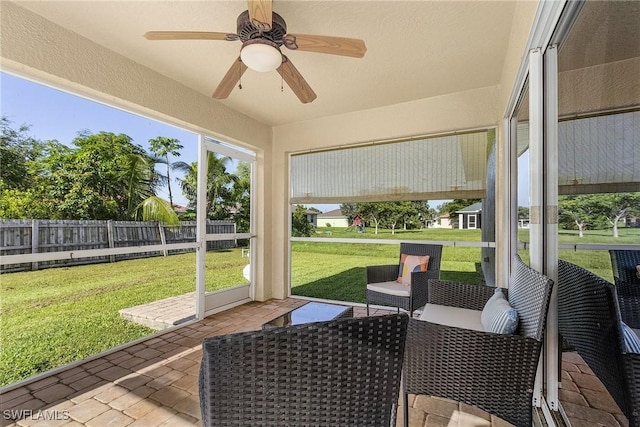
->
(247, 0), (273, 31)
(284, 34), (366, 58)
(277, 56), (317, 104)
(212, 58), (248, 99)
(144, 31), (235, 41)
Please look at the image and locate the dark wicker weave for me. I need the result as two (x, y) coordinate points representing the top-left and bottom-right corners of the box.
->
(610, 249), (640, 296)
(558, 260), (640, 427)
(609, 250), (640, 327)
(619, 294), (640, 329)
(199, 313), (409, 427)
(403, 255), (553, 427)
(366, 243), (443, 316)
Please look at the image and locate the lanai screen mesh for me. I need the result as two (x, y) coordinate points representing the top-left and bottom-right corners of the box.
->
(290, 130), (492, 204)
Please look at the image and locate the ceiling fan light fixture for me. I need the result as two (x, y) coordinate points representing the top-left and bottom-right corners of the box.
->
(240, 43), (282, 72)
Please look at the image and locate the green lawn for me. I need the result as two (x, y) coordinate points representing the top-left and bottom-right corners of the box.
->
(291, 242), (484, 302)
(0, 249), (248, 386)
(302, 226), (640, 284)
(1, 227), (638, 386)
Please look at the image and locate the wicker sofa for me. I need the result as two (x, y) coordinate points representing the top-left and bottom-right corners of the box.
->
(403, 255), (553, 427)
(199, 313), (409, 427)
(558, 260), (640, 427)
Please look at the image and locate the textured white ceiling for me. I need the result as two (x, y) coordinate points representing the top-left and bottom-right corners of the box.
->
(15, 1), (517, 126)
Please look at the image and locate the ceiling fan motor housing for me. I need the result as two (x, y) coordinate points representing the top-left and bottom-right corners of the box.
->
(237, 10), (287, 47)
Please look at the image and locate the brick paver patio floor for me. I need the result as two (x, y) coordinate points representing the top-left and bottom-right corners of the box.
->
(0, 298), (628, 427)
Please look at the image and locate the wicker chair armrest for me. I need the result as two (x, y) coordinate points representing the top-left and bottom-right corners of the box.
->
(409, 271), (438, 310)
(427, 280), (498, 311)
(622, 352), (640, 425)
(616, 278), (640, 297)
(404, 319), (541, 427)
(618, 295), (640, 329)
(366, 264), (399, 283)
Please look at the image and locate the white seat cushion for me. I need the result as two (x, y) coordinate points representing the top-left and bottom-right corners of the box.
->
(418, 303), (485, 332)
(366, 281), (411, 297)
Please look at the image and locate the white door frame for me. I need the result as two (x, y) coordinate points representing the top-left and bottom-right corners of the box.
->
(501, 0), (572, 424)
(195, 135), (256, 319)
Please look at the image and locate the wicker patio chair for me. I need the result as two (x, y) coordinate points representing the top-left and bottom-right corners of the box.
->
(199, 313), (409, 427)
(366, 243), (442, 317)
(558, 260), (640, 427)
(609, 249), (640, 296)
(403, 255), (553, 427)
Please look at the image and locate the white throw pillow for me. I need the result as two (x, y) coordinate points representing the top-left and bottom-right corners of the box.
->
(481, 288), (519, 334)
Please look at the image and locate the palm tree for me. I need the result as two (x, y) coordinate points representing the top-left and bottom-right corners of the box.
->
(148, 136), (183, 209)
(122, 152), (179, 225)
(174, 153), (237, 219)
(137, 195), (179, 225)
(122, 152), (158, 215)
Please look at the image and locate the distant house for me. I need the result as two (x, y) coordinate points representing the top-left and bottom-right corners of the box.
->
(172, 203), (188, 214)
(317, 209), (349, 227)
(455, 202), (482, 230)
(160, 199), (188, 213)
(626, 216), (640, 228)
(292, 205), (319, 225)
(305, 209), (319, 225)
(432, 213), (453, 229)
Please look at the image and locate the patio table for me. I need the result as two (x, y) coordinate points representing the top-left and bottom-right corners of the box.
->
(262, 301), (353, 329)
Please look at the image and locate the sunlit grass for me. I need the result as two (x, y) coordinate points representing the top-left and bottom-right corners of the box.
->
(291, 242), (485, 302)
(1, 226), (637, 386)
(0, 249), (249, 386)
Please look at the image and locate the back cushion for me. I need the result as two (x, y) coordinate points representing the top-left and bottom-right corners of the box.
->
(397, 254), (429, 285)
(507, 258), (550, 339)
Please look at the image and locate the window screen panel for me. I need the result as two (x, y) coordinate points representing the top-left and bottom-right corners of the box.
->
(290, 130), (492, 204)
(559, 109), (640, 194)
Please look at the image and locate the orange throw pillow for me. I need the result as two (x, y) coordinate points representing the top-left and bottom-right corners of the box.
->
(397, 254), (429, 285)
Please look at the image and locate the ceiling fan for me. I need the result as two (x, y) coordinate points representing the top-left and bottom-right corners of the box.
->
(144, 0), (366, 104)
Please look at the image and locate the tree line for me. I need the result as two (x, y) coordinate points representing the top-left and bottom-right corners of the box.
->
(338, 201), (437, 234)
(292, 201), (439, 237)
(3, 117), (637, 238)
(292, 193), (639, 238)
(558, 193), (640, 237)
(0, 117), (250, 231)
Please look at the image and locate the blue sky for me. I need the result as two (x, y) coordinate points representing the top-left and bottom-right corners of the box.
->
(1, 71), (198, 206)
(1, 71), (529, 212)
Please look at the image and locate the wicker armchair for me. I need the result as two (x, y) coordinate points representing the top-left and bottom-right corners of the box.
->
(558, 260), (640, 427)
(366, 243), (442, 317)
(199, 313), (409, 427)
(403, 255), (553, 427)
(609, 249), (640, 296)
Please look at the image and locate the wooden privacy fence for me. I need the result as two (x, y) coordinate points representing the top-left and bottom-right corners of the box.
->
(0, 219), (237, 273)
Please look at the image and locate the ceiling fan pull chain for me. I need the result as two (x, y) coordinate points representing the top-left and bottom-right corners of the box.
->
(281, 74), (284, 92)
(238, 61), (243, 90)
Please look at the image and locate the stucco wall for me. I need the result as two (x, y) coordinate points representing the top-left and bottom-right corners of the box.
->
(268, 0), (539, 298)
(319, 218), (349, 228)
(270, 85), (504, 297)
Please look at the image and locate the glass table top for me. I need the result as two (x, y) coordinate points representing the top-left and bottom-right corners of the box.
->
(263, 301), (352, 328)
